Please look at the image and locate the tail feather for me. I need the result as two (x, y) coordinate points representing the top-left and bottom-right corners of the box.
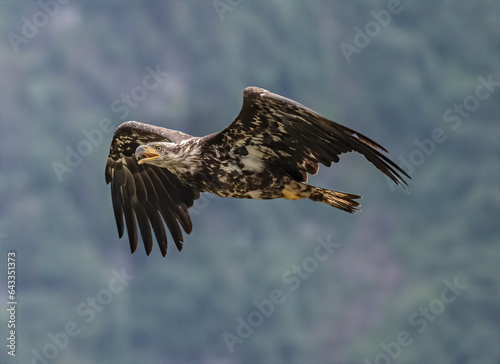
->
(308, 186), (361, 213)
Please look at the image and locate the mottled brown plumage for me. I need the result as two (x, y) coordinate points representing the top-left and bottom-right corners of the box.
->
(105, 87), (409, 256)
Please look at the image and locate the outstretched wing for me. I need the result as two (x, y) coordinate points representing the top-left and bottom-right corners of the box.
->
(211, 87), (410, 186)
(105, 121), (200, 257)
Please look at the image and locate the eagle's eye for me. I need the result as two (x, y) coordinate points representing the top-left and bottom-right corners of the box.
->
(156, 146), (162, 152)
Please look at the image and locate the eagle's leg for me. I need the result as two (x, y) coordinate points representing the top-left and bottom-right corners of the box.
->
(282, 182), (361, 213)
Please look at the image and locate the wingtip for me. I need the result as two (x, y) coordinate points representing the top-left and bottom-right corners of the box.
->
(243, 86), (267, 97)
(158, 238), (168, 257)
(129, 241), (137, 255)
(399, 181), (411, 195)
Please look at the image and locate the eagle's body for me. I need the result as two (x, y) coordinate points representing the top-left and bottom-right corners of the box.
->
(144, 134), (303, 200)
(106, 87), (409, 256)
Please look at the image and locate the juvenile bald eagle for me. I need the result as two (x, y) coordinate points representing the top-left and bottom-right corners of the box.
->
(105, 87), (409, 256)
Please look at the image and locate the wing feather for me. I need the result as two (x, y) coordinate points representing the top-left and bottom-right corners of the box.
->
(110, 178), (125, 237)
(105, 121), (199, 256)
(145, 204), (168, 256)
(212, 87), (409, 187)
(122, 188), (138, 254)
(133, 201), (153, 255)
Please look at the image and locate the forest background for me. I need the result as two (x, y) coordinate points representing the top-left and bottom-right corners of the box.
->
(0, 1), (497, 363)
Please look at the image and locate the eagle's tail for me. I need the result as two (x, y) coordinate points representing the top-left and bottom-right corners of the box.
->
(308, 186), (361, 213)
(282, 182), (361, 213)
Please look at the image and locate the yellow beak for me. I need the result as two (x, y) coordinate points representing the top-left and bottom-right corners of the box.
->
(136, 145), (161, 164)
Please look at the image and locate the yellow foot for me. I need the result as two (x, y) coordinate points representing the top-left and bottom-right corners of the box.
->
(282, 185), (305, 200)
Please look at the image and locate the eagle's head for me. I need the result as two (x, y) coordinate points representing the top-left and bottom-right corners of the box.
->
(135, 142), (175, 166)
(135, 142), (198, 175)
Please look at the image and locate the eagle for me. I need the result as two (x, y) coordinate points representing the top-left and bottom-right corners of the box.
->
(105, 87), (409, 257)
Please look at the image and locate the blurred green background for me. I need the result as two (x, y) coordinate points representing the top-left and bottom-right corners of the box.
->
(0, 1), (497, 363)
